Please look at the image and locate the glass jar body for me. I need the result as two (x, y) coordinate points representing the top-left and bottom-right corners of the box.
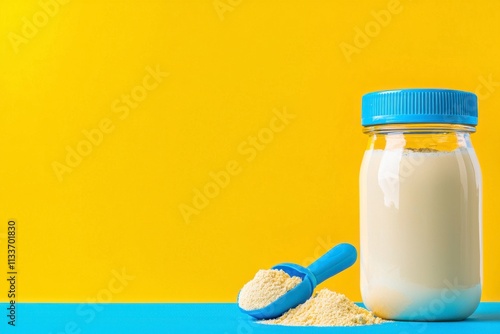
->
(359, 124), (482, 321)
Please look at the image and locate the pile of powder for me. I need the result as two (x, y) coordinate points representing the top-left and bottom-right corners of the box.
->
(238, 269), (302, 311)
(260, 288), (385, 326)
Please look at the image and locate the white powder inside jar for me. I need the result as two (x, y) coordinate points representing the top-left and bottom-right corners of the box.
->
(238, 269), (302, 311)
(260, 288), (386, 326)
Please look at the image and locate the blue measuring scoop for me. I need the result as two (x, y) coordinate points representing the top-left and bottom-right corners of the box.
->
(238, 243), (357, 320)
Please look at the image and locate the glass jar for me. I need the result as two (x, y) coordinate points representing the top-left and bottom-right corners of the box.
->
(359, 89), (482, 321)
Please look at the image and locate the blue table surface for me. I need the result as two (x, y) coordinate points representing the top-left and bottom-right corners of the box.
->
(1, 302), (499, 333)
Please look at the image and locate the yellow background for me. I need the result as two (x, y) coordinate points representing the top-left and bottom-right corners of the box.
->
(0, 0), (499, 302)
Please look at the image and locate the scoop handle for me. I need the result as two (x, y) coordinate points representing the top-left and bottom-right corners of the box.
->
(307, 243), (357, 285)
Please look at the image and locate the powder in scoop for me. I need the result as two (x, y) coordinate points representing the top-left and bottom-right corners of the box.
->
(260, 288), (386, 326)
(238, 269), (302, 311)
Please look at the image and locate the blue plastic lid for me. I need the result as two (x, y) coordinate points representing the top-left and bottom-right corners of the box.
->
(361, 89), (478, 126)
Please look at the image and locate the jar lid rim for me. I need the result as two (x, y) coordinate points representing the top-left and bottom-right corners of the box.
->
(361, 89), (478, 127)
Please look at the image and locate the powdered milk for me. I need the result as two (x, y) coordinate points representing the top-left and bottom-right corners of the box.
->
(261, 288), (385, 326)
(238, 269), (301, 311)
(360, 148), (481, 320)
